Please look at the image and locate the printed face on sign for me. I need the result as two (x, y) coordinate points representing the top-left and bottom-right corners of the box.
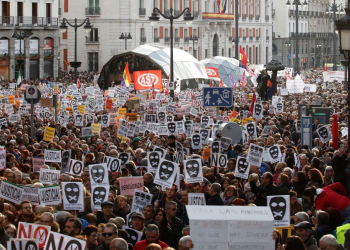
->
(254, 103), (263, 117)
(93, 186), (106, 205)
(158, 112), (166, 122)
(101, 114), (110, 126)
(184, 120), (193, 133)
(246, 123), (255, 136)
(64, 183), (80, 204)
(317, 126), (331, 143)
(167, 122), (177, 134)
(269, 145), (280, 161)
(200, 129), (209, 143)
(275, 103), (284, 113)
(148, 151), (160, 168)
(201, 116), (209, 126)
(185, 159), (201, 177)
(211, 141), (221, 154)
(118, 152), (130, 166)
(166, 115), (173, 122)
(61, 150), (71, 172)
(90, 165), (105, 183)
(191, 134), (202, 149)
(237, 157), (249, 173)
(296, 120), (302, 132)
(75, 115), (83, 126)
(159, 160), (175, 180)
(153, 146), (166, 158)
(270, 196), (287, 220)
(330, 107), (335, 116)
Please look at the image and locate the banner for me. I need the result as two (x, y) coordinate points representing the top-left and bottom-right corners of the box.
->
(323, 71), (345, 82)
(267, 195), (290, 227)
(0, 180), (23, 204)
(17, 222), (51, 249)
(205, 67), (220, 78)
(38, 185), (61, 206)
(39, 169), (60, 185)
(44, 149), (62, 163)
(133, 70), (163, 90)
(188, 193), (206, 205)
(119, 177), (144, 196)
(44, 231), (86, 250)
(8, 239), (39, 250)
(62, 182), (84, 211)
(22, 186), (39, 205)
(131, 189), (152, 213)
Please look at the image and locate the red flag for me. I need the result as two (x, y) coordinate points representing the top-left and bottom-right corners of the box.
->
(219, 79), (224, 87)
(285, 71), (292, 80)
(210, 81), (213, 87)
(77, 78), (81, 88)
(332, 114), (338, 150)
(151, 80), (156, 99)
(325, 65), (328, 71)
(249, 93), (257, 115)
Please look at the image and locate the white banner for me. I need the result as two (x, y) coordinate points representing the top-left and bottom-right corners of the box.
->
(323, 71), (345, 82)
(0, 180), (23, 204)
(39, 185), (61, 206)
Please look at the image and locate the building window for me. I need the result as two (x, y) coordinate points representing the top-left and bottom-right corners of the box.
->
(249, 47), (252, 63)
(266, 46), (268, 64)
(88, 28), (99, 43)
(256, 47), (258, 64)
(205, 49), (208, 58)
(228, 48), (231, 57)
(88, 52), (98, 72)
(194, 49), (197, 58)
(89, 0), (100, 8)
(222, 48), (224, 56)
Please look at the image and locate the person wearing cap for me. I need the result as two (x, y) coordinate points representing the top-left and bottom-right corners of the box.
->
(130, 212), (146, 232)
(294, 221), (318, 250)
(96, 201), (116, 226)
(133, 224), (169, 250)
(132, 137), (141, 150)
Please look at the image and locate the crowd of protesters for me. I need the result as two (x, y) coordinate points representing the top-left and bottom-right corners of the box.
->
(0, 68), (349, 250)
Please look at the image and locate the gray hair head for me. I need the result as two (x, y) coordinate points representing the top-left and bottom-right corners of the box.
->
(145, 224), (159, 235)
(295, 212), (309, 222)
(60, 174), (71, 182)
(179, 236), (191, 247)
(110, 238), (128, 250)
(320, 234), (338, 247)
(182, 226), (190, 235)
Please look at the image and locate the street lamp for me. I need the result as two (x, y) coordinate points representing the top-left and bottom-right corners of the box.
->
(317, 42), (322, 68)
(12, 30), (29, 79)
(189, 35), (198, 58)
(286, 0), (308, 75)
(326, 1), (344, 71)
(283, 40), (291, 66)
(149, 8), (193, 99)
(119, 33), (132, 50)
(59, 18), (92, 85)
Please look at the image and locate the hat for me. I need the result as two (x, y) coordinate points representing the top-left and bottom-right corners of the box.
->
(101, 201), (114, 207)
(110, 217), (125, 229)
(294, 221), (313, 229)
(133, 137), (141, 142)
(130, 212), (145, 220)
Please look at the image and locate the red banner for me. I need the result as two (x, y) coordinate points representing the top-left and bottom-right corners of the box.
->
(205, 67), (219, 78)
(133, 70), (163, 90)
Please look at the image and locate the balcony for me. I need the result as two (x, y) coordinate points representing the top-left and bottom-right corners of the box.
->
(266, 36), (270, 40)
(0, 16), (14, 26)
(193, 11), (199, 19)
(249, 14), (253, 21)
(86, 36), (99, 44)
(289, 10), (295, 16)
(165, 9), (170, 16)
(154, 37), (160, 43)
(265, 15), (269, 21)
(59, 8), (61, 16)
(139, 8), (146, 16)
(290, 32), (295, 37)
(255, 15), (259, 20)
(202, 12), (234, 20)
(249, 36), (253, 41)
(15, 16), (58, 27)
(140, 37), (146, 44)
(174, 10), (180, 16)
(256, 36), (259, 41)
(243, 37), (246, 41)
(272, 9), (275, 17)
(85, 7), (101, 15)
(242, 14), (246, 20)
(165, 37), (170, 43)
(184, 37), (189, 42)
(175, 37), (180, 42)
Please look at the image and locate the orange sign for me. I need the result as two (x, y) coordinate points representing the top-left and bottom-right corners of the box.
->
(125, 113), (138, 122)
(133, 70), (163, 90)
(205, 67), (219, 78)
(202, 148), (211, 160)
(8, 95), (15, 104)
(105, 99), (113, 110)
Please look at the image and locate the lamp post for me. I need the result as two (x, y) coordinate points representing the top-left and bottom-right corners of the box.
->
(59, 18), (92, 84)
(119, 33), (132, 50)
(149, 8), (193, 99)
(235, 0), (239, 59)
(326, 1), (344, 71)
(286, 0), (308, 75)
(317, 42), (322, 67)
(12, 30), (29, 79)
(283, 40), (291, 66)
(189, 35), (198, 58)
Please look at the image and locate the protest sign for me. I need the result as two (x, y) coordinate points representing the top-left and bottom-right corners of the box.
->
(241, 117), (254, 125)
(62, 182), (84, 211)
(317, 125), (332, 144)
(61, 150), (71, 173)
(153, 146), (166, 159)
(122, 226), (142, 249)
(175, 141), (184, 164)
(17, 222), (51, 249)
(247, 144), (264, 166)
(8, 239), (39, 250)
(125, 113), (137, 122)
(22, 186), (39, 205)
(118, 152), (131, 166)
(191, 134), (202, 149)
(267, 145), (282, 163)
(188, 193), (206, 205)
(44, 149), (61, 163)
(0, 149), (5, 170)
(91, 185), (109, 211)
(154, 159), (178, 189)
(267, 195), (290, 227)
(32, 157), (45, 172)
(43, 127), (55, 142)
(103, 156), (122, 172)
(0, 180), (23, 204)
(41, 98), (53, 107)
(342, 127), (349, 138)
(184, 158), (203, 184)
(39, 169), (60, 185)
(131, 189), (152, 213)
(147, 151), (161, 172)
(68, 159), (84, 176)
(119, 177), (144, 196)
(220, 137), (232, 150)
(261, 125), (273, 136)
(323, 71), (345, 82)
(91, 123), (101, 135)
(44, 231), (86, 250)
(82, 127), (93, 137)
(38, 185), (61, 206)
(234, 156), (251, 179)
(89, 164), (109, 186)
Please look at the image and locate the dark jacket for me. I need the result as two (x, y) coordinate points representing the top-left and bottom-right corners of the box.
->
(313, 224), (332, 243)
(332, 153), (347, 187)
(95, 244), (109, 250)
(207, 194), (224, 206)
(158, 194), (189, 225)
(304, 235), (318, 250)
(277, 184), (290, 195)
(145, 182), (160, 204)
(96, 211), (116, 226)
(0, 228), (10, 248)
(168, 216), (183, 249)
(292, 181), (308, 198)
(250, 181), (279, 206)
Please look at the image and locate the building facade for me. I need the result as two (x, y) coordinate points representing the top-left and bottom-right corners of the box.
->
(272, 0), (344, 70)
(0, 0), (59, 80)
(59, 0), (273, 74)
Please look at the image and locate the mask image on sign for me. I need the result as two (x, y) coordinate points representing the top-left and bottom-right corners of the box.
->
(149, 152), (160, 168)
(101, 115), (109, 125)
(269, 196), (287, 220)
(159, 161), (175, 180)
(86, 115), (94, 123)
(269, 146), (279, 160)
(119, 153), (129, 166)
(125, 228), (139, 247)
(167, 122), (176, 134)
(185, 159), (200, 177)
(76, 115), (83, 124)
(65, 183), (80, 203)
(201, 116), (209, 125)
(91, 165), (105, 183)
(318, 127), (329, 140)
(158, 112), (166, 122)
(276, 103), (283, 111)
(167, 115), (173, 122)
(296, 121), (301, 131)
(93, 186), (106, 205)
(200, 129), (209, 141)
(192, 134), (201, 146)
(154, 147), (165, 158)
(246, 123), (255, 135)
(184, 121), (192, 131)
(254, 104), (262, 116)
(211, 141), (220, 154)
(238, 158), (249, 173)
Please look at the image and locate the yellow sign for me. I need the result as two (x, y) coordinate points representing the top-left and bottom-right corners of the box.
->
(54, 85), (59, 94)
(77, 105), (85, 115)
(8, 95), (15, 104)
(91, 123), (101, 135)
(118, 108), (126, 116)
(117, 135), (127, 143)
(248, 93), (253, 101)
(125, 113), (138, 122)
(65, 107), (73, 116)
(66, 94), (73, 100)
(43, 126), (55, 141)
(242, 117), (255, 125)
(230, 118), (241, 123)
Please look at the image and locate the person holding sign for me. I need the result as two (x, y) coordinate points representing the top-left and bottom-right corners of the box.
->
(250, 172), (279, 206)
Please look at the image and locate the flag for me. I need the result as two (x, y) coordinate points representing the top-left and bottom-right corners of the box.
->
(210, 81), (213, 87)
(285, 71), (292, 80)
(240, 71), (247, 87)
(229, 74), (236, 90)
(220, 0), (228, 13)
(249, 92), (257, 115)
(17, 71), (22, 87)
(217, 0), (221, 13)
(63, 59), (70, 66)
(332, 114), (338, 150)
(151, 80), (156, 99)
(219, 79), (224, 87)
(122, 62), (131, 87)
(121, 77), (127, 88)
(239, 46), (248, 69)
(77, 78), (81, 88)
(325, 65), (328, 71)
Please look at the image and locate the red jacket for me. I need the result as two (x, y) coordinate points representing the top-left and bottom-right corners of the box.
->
(315, 182), (350, 212)
(133, 240), (169, 250)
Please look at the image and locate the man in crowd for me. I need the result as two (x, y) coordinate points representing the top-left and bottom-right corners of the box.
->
(96, 223), (118, 250)
(294, 222), (318, 250)
(133, 224), (169, 249)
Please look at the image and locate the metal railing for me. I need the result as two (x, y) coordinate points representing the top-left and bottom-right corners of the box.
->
(242, 14), (246, 20)
(265, 15), (269, 21)
(154, 37), (160, 43)
(140, 37), (146, 44)
(86, 36), (99, 43)
(174, 10), (180, 16)
(184, 37), (189, 42)
(59, 8), (61, 16)
(249, 14), (253, 20)
(85, 7), (101, 15)
(0, 16), (14, 26)
(249, 36), (253, 41)
(165, 37), (170, 43)
(175, 37), (180, 42)
(193, 11), (199, 18)
(255, 15), (259, 20)
(16, 16), (58, 27)
(139, 8), (146, 16)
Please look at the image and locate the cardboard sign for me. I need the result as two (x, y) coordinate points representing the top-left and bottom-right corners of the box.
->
(77, 105), (85, 115)
(183, 158), (203, 184)
(267, 195), (290, 227)
(82, 127), (93, 137)
(8, 95), (15, 104)
(119, 108), (127, 116)
(89, 164), (109, 187)
(38, 185), (61, 206)
(68, 159), (84, 177)
(119, 177), (144, 196)
(61, 150), (71, 173)
(0, 180), (23, 204)
(188, 193), (206, 205)
(154, 159), (178, 189)
(39, 169), (60, 185)
(91, 123), (101, 135)
(126, 113), (138, 122)
(62, 182), (84, 211)
(17, 222), (51, 249)
(22, 186), (39, 206)
(43, 126), (55, 142)
(202, 148), (211, 160)
(8, 239), (39, 250)
(131, 189), (152, 213)
(44, 231), (86, 250)
(242, 117), (255, 125)
(44, 149), (61, 163)
(40, 98), (53, 107)
(126, 98), (140, 110)
(105, 98), (113, 110)
(317, 125), (332, 144)
(103, 156), (122, 173)
(234, 156), (251, 179)
(247, 144), (264, 166)
(0, 149), (5, 170)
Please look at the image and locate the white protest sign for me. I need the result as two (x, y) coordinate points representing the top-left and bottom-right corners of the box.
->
(89, 164), (109, 187)
(247, 144), (264, 166)
(68, 159), (84, 176)
(147, 151), (161, 172)
(252, 103), (263, 119)
(39, 169), (60, 185)
(323, 71), (345, 82)
(267, 145), (282, 164)
(131, 189), (152, 213)
(342, 127), (348, 138)
(8, 239), (39, 250)
(154, 159), (178, 189)
(0, 180), (23, 204)
(22, 186), (39, 205)
(44, 231), (86, 250)
(267, 195), (290, 227)
(261, 125), (273, 136)
(17, 222), (51, 249)
(183, 158), (203, 184)
(191, 134), (202, 149)
(61, 150), (71, 173)
(82, 127), (93, 137)
(316, 125), (332, 144)
(91, 185), (109, 211)
(220, 137), (232, 150)
(188, 193), (206, 205)
(62, 182), (84, 211)
(234, 156), (251, 179)
(0, 149), (5, 170)
(44, 149), (62, 163)
(38, 185), (61, 206)
(103, 156), (122, 172)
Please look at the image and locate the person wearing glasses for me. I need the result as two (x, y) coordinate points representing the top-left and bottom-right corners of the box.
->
(14, 200), (35, 227)
(96, 223), (118, 250)
(165, 201), (182, 249)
